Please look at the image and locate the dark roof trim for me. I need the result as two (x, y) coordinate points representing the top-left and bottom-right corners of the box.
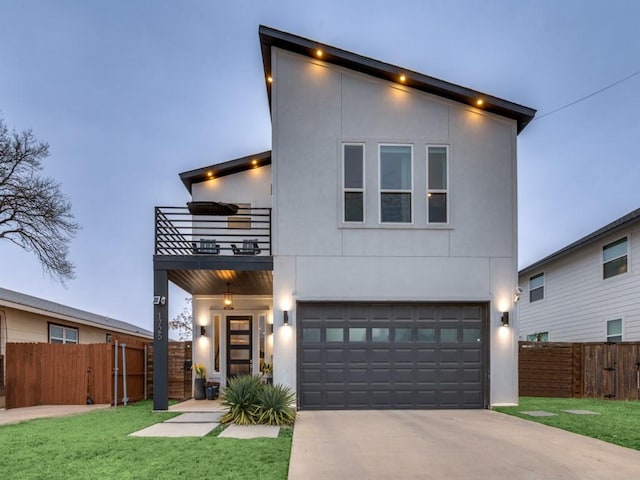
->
(179, 151), (272, 193)
(259, 25), (536, 133)
(519, 207), (640, 276)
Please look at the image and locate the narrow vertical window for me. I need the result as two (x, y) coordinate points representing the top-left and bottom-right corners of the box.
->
(380, 145), (412, 223)
(427, 145), (448, 223)
(603, 237), (627, 279)
(606, 319), (622, 342)
(343, 144), (364, 222)
(529, 273), (544, 302)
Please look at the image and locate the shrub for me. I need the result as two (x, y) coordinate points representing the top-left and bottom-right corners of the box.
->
(220, 375), (264, 425)
(254, 384), (296, 426)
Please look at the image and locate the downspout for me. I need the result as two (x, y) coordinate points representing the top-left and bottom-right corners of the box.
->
(113, 339), (118, 408)
(121, 343), (128, 406)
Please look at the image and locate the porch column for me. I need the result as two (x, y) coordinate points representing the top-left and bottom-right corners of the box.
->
(153, 269), (169, 410)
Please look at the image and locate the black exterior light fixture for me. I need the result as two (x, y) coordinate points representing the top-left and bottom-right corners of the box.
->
(200, 325), (206, 336)
(501, 311), (509, 327)
(283, 310), (289, 325)
(223, 283), (234, 310)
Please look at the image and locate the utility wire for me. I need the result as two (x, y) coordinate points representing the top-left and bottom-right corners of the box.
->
(534, 69), (640, 121)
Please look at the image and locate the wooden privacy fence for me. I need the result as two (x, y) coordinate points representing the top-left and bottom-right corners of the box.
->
(519, 341), (640, 400)
(6, 342), (148, 409)
(147, 341), (192, 401)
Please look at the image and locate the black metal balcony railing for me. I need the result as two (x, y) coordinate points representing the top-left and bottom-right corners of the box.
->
(154, 206), (271, 256)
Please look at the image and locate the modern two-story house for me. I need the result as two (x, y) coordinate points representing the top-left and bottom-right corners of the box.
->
(152, 26), (535, 410)
(519, 207), (640, 343)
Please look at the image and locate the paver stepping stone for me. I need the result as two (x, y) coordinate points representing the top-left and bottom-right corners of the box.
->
(521, 411), (557, 417)
(561, 410), (600, 415)
(165, 412), (224, 423)
(218, 424), (280, 439)
(129, 422), (219, 437)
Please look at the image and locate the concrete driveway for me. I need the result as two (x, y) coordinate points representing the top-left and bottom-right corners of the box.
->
(288, 409), (640, 479)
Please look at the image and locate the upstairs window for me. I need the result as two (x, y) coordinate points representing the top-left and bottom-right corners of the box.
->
(343, 144), (364, 222)
(606, 319), (622, 342)
(228, 203), (252, 229)
(529, 273), (544, 302)
(380, 145), (412, 223)
(526, 332), (549, 342)
(603, 237), (627, 279)
(427, 146), (448, 223)
(49, 324), (78, 344)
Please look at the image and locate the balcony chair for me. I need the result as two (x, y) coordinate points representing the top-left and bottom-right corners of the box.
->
(192, 239), (220, 255)
(231, 239), (261, 255)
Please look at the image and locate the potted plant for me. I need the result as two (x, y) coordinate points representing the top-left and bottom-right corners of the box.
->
(260, 363), (273, 385)
(192, 362), (207, 400)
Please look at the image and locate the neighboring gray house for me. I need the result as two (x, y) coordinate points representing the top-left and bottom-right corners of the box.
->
(152, 25), (535, 410)
(518, 208), (640, 343)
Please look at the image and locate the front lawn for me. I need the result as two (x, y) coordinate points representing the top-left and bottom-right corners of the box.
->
(0, 401), (292, 480)
(495, 397), (640, 451)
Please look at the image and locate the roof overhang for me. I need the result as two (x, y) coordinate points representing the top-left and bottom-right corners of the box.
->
(179, 150), (271, 194)
(259, 25), (536, 134)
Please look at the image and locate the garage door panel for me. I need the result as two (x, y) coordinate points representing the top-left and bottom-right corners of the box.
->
(298, 302), (487, 410)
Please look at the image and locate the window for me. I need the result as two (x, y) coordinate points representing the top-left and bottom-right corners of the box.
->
(343, 144), (364, 222)
(529, 273), (544, 302)
(228, 203), (252, 229)
(379, 145), (412, 223)
(526, 332), (549, 342)
(427, 145), (448, 223)
(606, 319), (622, 342)
(49, 324), (78, 344)
(603, 237), (627, 279)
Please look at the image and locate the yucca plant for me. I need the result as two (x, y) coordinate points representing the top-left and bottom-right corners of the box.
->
(254, 383), (296, 426)
(220, 375), (264, 425)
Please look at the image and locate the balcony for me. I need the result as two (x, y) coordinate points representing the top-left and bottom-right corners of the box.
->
(154, 205), (271, 256)
(153, 205), (273, 295)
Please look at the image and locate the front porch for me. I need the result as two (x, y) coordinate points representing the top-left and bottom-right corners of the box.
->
(152, 205), (274, 410)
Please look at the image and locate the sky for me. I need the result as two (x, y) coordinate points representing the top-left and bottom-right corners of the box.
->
(0, 0), (638, 332)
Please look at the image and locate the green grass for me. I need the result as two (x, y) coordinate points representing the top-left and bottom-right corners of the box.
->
(0, 401), (293, 479)
(495, 397), (640, 450)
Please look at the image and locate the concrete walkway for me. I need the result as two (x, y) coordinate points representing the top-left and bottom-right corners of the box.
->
(0, 404), (110, 426)
(288, 409), (640, 480)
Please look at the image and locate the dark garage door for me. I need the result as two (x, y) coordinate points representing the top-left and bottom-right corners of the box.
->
(297, 302), (488, 409)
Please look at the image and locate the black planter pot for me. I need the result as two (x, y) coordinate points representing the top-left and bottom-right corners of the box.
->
(194, 378), (206, 400)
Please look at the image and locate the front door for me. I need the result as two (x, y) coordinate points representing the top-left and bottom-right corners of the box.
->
(227, 316), (252, 378)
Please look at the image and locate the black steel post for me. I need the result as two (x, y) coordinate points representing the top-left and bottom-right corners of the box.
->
(152, 269), (169, 410)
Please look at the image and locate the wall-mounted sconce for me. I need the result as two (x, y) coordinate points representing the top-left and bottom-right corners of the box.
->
(283, 310), (289, 325)
(200, 325), (206, 336)
(223, 283), (234, 310)
(267, 323), (273, 335)
(501, 311), (509, 327)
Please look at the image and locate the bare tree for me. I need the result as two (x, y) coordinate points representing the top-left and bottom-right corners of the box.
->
(169, 297), (193, 340)
(0, 118), (79, 283)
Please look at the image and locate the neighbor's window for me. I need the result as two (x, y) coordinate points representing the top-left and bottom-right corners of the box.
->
(603, 237), (627, 279)
(49, 324), (78, 344)
(343, 144), (365, 222)
(380, 145), (412, 223)
(526, 332), (549, 342)
(427, 145), (448, 223)
(606, 319), (622, 342)
(529, 273), (545, 302)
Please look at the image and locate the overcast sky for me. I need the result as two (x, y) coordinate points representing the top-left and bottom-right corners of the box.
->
(1, 0), (638, 331)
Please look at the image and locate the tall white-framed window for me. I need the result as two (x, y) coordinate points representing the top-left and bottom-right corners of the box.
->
(606, 318), (622, 342)
(603, 237), (627, 279)
(427, 145), (448, 223)
(379, 144), (413, 223)
(343, 144), (365, 223)
(49, 323), (78, 344)
(529, 272), (544, 303)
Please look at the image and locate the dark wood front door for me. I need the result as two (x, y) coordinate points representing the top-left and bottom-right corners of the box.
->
(227, 316), (252, 378)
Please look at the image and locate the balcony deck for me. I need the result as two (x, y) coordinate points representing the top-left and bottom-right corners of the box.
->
(153, 206), (273, 295)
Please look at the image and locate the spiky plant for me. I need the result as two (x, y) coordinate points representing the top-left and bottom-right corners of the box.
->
(220, 375), (264, 425)
(254, 384), (296, 426)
